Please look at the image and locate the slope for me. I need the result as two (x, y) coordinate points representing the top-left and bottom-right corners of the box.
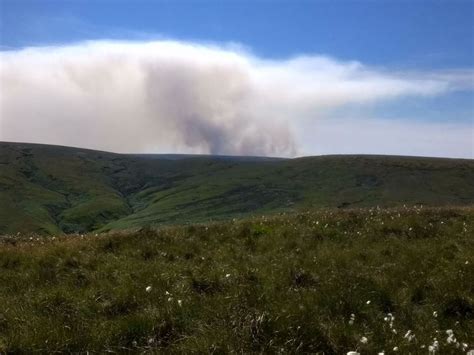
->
(1, 142), (473, 234)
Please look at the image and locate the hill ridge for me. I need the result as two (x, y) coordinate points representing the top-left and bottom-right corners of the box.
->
(1, 141), (473, 234)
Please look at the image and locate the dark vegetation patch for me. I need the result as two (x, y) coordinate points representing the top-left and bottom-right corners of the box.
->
(191, 278), (222, 295)
(443, 298), (474, 320)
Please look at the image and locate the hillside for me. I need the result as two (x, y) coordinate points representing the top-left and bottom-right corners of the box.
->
(1, 142), (474, 235)
(0, 207), (473, 352)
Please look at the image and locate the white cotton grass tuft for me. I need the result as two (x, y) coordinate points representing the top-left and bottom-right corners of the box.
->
(446, 329), (457, 345)
(428, 339), (440, 354)
(404, 330), (415, 342)
(145, 286), (152, 293)
(360, 336), (368, 344)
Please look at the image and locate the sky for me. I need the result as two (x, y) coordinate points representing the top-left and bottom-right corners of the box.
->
(0, 0), (473, 158)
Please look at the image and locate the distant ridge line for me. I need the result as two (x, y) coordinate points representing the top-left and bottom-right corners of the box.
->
(1, 141), (472, 161)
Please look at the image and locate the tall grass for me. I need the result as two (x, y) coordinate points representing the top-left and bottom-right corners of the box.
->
(0, 206), (473, 353)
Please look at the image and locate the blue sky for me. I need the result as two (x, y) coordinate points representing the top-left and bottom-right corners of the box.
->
(0, 0), (473, 157)
(2, 0), (473, 68)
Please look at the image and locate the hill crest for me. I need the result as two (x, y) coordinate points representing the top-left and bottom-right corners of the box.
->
(1, 141), (473, 234)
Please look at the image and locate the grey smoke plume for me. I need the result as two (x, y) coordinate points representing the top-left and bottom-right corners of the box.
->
(0, 40), (469, 156)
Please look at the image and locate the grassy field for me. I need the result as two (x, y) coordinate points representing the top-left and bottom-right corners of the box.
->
(2, 142), (474, 235)
(0, 206), (473, 353)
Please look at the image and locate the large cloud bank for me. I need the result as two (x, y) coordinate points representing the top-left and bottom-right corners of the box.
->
(0, 40), (471, 156)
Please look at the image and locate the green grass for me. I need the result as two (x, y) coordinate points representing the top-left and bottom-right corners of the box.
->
(1, 142), (474, 235)
(0, 206), (473, 353)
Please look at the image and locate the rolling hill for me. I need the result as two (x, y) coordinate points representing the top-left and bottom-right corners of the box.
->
(1, 141), (473, 235)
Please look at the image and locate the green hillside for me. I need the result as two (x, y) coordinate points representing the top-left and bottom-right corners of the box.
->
(1, 142), (474, 235)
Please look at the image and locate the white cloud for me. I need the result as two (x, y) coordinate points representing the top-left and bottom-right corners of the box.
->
(0, 39), (471, 156)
